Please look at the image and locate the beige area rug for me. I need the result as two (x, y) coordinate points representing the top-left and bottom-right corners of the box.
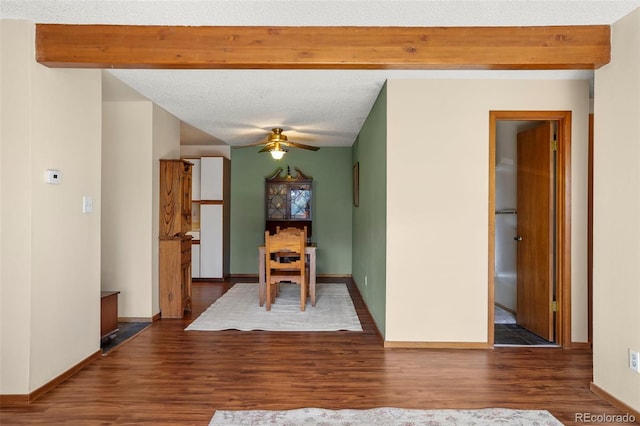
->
(209, 407), (563, 425)
(185, 283), (363, 332)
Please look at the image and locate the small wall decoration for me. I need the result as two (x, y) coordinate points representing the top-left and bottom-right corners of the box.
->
(353, 161), (359, 207)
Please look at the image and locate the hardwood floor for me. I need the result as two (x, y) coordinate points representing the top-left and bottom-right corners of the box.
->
(0, 278), (630, 425)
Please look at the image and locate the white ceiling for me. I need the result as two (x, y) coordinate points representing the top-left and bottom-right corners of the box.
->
(3, 0), (640, 148)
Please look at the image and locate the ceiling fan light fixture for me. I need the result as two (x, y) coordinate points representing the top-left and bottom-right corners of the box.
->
(269, 143), (287, 160)
(239, 127), (318, 157)
(270, 149), (286, 160)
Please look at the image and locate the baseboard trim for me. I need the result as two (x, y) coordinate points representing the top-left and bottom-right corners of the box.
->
(590, 382), (640, 421)
(228, 274), (257, 279)
(0, 349), (102, 406)
(193, 277), (226, 282)
(384, 341), (491, 349)
(0, 394), (29, 405)
(350, 277), (384, 342)
(569, 341), (592, 350)
(495, 302), (515, 314)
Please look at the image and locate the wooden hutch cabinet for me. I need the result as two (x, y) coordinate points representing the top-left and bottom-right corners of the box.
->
(159, 159), (193, 318)
(265, 167), (313, 237)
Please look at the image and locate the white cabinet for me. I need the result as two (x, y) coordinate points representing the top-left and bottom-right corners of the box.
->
(185, 156), (230, 279)
(191, 243), (201, 278)
(201, 157), (224, 200)
(200, 204), (223, 278)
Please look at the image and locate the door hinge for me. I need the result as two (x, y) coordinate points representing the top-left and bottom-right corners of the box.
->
(551, 301), (558, 312)
(552, 139), (558, 151)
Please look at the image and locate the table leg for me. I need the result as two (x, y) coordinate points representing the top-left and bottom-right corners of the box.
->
(310, 250), (316, 306)
(258, 247), (265, 306)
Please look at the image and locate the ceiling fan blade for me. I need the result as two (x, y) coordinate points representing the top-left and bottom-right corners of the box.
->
(286, 141), (320, 151)
(233, 141), (273, 148)
(234, 128), (319, 152)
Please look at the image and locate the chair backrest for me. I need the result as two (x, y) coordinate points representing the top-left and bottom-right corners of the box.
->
(265, 230), (305, 256)
(275, 225), (307, 238)
(265, 230), (305, 272)
(275, 226), (307, 243)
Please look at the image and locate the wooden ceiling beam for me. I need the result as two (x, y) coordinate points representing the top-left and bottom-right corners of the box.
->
(35, 24), (610, 70)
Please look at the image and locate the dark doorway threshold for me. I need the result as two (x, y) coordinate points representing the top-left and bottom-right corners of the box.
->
(494, 324), (557, 346)
(101, 322), (152, 354)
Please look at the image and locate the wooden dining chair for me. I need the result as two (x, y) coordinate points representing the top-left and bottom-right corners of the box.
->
(264, 230), (308, 311)
(275, 225), (308, 237)
(274, 226), (310, 288)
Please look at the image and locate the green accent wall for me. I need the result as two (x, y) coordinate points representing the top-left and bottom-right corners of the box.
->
(230, 146), (353, 275)
(352, 84), (387, 337)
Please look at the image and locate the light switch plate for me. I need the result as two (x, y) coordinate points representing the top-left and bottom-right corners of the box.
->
(630, 349), (640, 372)
(82, 196), (93, 213)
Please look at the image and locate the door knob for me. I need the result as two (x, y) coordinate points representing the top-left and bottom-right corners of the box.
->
(514, 235), (523, 242)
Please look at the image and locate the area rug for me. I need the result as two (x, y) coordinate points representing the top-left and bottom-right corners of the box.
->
(185, 283), (362, 332)
(209, 407), (563, 425)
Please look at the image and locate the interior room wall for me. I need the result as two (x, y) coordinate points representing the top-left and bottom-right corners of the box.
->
(102, 101), (180, 319)
(351, 84), (388, 337)
(1, 18), (33, 396)
(1, 20), (102, 394)
(229, 146), (352, 276)
(593, 7), (640, 412)
(102, 101), (154, 318)
(384, 78), (589, 344)
(180, 144), (230, 159)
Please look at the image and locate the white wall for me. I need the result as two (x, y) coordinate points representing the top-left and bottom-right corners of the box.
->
(1, 20), (102, 393)
(102, 102), (180, 319)
(102, 101), (154, 318)
(385, 79), (590, 343)
(1, 18), (34, 395)
(593, 7), (640, 412)
(180, 145), (230, 159)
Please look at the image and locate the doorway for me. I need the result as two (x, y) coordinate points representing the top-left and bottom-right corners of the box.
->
(488, 111), (572, 348)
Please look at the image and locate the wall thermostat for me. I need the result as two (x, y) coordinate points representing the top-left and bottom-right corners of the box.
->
(46, 169), (62, 184)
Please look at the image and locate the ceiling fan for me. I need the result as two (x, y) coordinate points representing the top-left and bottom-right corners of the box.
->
(237, 128), (319, 159)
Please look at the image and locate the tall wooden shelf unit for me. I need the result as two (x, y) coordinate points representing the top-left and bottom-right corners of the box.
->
(159, 159), (193, 318)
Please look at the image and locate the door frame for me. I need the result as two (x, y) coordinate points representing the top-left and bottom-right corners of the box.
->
(488, 110), (572, 348)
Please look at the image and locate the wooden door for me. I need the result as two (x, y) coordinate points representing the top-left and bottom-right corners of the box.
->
(516, 122), (554, 341)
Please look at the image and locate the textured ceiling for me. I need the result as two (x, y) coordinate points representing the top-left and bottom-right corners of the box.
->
(3, 0), (640, 147)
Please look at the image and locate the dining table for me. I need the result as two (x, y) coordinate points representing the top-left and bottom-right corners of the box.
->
(258, 244), (317, 308)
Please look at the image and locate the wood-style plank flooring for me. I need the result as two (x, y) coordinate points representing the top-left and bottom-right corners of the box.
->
(0, 278), (630, 425)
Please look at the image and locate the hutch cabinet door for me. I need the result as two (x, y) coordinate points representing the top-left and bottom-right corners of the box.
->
(265, 167), (313, 236)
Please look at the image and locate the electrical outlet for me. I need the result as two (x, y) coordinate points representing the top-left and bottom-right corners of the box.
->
(630, 349), (640, 373)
